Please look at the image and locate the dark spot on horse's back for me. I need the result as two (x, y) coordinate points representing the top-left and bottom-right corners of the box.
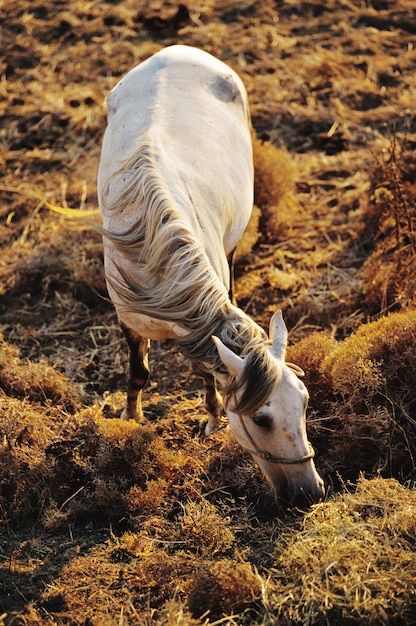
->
(210, 75), (241, 103)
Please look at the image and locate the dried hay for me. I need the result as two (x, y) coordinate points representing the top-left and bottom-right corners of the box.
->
(178, 500), (235, 557)
(269, 476), (416, 625)
(323, 309), (416, 402)
(361, 139), (416, 313)
(0, 333), (80, 411)
(252, 136), (300, 239)
(188, 559), (262, 619)
(287, 310), (416, 483)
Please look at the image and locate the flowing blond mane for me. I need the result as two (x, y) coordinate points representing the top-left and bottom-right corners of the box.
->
(101, 141), (279, 415)
(100, 141), (230, 327)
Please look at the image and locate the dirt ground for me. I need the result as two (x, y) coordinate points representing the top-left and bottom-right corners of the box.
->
(1, 0), (416, 624)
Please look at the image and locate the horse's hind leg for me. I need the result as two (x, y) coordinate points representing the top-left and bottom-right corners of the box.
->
(120, 323), (150, 421)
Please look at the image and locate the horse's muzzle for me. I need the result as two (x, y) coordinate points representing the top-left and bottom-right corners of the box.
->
(275, 475), (325, 510)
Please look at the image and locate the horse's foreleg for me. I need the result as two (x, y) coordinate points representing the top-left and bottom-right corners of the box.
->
(194, 366), (224, 435)
(120, 323), (150, 421)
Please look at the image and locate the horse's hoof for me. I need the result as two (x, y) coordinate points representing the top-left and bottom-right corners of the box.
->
(204, 422), (218, 437)
(204, 417), (226, 437)
(120, 408), (144, 422)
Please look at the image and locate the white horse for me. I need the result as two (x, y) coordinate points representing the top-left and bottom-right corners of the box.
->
(97, 45), (324, 508)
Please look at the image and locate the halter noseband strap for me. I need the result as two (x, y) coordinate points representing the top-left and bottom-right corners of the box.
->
(238, 414), (315, 465)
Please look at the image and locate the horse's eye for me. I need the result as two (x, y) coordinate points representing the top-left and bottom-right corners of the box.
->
(252, 413), (272, 430)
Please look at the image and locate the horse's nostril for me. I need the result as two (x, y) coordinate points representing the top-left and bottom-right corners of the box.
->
(287, 481), (324, 510)
(291, 489), (312, 510)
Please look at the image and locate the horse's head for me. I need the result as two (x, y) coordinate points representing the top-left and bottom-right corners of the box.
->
(213, 310), (325, 509)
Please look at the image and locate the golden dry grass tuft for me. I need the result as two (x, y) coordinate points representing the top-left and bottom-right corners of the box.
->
(269, 476), (416, 625)
(323, 309), (416, 401)
(252, 136), (300, 239)
(361, 150), (416, 313)
(188, 559), (262, 619)
(179, 500), (235, 557)
(0, 333), (80, 411)
(286, 311), (416, 484)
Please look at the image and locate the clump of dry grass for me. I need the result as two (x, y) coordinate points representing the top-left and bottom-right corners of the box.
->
(131, 548), (195, 609)
(325, 310), (416, 480)
(288, 310), (416, 482)
(0, 400), (63, 525)
(40, 412), (207, 530)
(361, 140), (416, 313)
(287, 331), (338, 406)
(35, 529), (261, 624)
(269, 476), (416, 625)
(0, 332), (80, 411)
(1, 397), (198, 529)
(234, 137), (299, 262)
(322, 309), (416, 403)
(179, 500), (235, 557)
(136, 598), (208, 626)
(234, 137), (307, 304)
(252, 136), (300, 241)
(188, 559), (261, 620)
(138, 599), (209, 626)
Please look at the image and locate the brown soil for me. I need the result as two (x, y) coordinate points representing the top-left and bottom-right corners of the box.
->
(1, 1), (415, 624)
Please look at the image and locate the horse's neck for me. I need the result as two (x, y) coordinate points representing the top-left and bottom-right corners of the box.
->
(181, 303), (260, 382)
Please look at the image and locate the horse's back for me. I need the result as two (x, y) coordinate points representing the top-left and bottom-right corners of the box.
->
(105, 45), (249, 126)
(103, 45), (250, 160)
(98, 45), (254, 263)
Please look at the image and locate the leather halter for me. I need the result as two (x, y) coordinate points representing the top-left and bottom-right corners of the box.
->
(238, 414), (315, 465)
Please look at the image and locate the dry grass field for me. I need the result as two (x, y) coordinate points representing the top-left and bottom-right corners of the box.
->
(1, 0), (416, 624)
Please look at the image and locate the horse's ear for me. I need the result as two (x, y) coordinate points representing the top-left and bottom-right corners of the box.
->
(269, 310), (288, 360)
(212, 336), (244, 378)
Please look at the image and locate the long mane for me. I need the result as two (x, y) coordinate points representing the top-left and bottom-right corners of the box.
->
(100, 140), (230, 328)
(100, 140), (280, 415)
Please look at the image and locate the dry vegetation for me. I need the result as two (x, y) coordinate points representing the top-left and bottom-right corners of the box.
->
(1, 0), (416, 624)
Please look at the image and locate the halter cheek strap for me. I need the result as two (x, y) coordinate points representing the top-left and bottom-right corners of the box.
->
(238, 414), (316, 465)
